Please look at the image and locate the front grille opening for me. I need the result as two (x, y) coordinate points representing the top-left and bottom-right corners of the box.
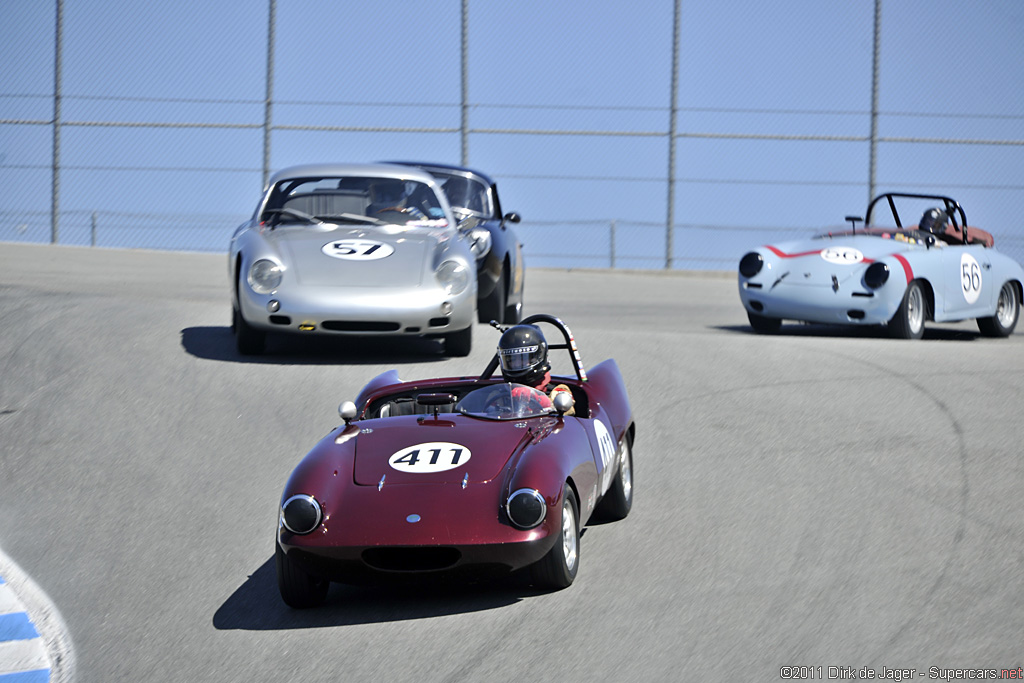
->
(321, 321), (401, 332)
(428, 318), (450, 328)
(269, 315), (291, 325)
(362, 547), (461, 572)
(749, 301), (764, 312)
(847, 310), (866, 319)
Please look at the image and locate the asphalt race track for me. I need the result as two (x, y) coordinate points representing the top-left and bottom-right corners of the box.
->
(2, 243), (1023, 682)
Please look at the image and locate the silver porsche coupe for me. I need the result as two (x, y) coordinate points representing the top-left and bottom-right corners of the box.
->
(229, 163), (479, 356)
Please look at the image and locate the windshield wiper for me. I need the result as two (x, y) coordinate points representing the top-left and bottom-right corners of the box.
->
(262, 208), (324, 228)
(318, 213), (387, 225)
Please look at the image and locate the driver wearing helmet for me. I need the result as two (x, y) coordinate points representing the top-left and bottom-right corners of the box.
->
(919, 208), (949, 240)
(497, 324), (575, 415)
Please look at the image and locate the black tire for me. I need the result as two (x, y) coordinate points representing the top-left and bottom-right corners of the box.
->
(977, 281), (1020, 338)
(747, 311), (781, 334)
(445, 325), (472, 357)
(233, 305), (266, 355)
(275, 542), (329, 609)
(889, 280), (926, 340)
(478, 271), (506, 323)
(595, 435), (633, 522)
(529, 485), (579, 590)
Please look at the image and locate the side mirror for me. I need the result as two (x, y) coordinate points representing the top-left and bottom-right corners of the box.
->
(338, 401), (357, 423)
(552, 391), (574, 416)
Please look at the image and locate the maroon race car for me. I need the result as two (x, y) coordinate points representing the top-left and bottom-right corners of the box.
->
(275, 314), (635, 607)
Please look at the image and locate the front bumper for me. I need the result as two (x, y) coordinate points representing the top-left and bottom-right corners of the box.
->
(239, 281), (476, 335)
(277, 481), (557, 583)
(739, 278), (902, 325)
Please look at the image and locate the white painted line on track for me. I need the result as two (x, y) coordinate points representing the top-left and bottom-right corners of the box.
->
(0, 546), (75, 683)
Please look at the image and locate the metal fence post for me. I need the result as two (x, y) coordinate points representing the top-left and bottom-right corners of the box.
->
(51, 0), (64, 244)
(91, 211), (97, 247)
(665, 0), (680, 270)
(610, 220), (617, 269)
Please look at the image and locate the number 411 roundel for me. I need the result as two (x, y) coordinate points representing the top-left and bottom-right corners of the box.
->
(389, 442), (471, 473)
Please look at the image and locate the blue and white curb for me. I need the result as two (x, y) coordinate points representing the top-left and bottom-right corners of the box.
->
(0, 548), (74, 683)
(0, 575), (49, 681)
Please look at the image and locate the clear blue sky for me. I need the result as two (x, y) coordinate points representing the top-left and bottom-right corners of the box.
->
(2, 0), (1023, 268)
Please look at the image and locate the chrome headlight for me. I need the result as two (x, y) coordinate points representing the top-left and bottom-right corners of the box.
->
(280, 494), (322, 535)
(506, 488), (546, 529)
(435, 260), (470, 296)
(248, 259), (283, 294)
(467, 228), (492, 259)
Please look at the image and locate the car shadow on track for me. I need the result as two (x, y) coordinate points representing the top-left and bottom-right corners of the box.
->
(714, 323), (983, 341)
(180, 326), (453, 365)
(212, 556), (550, 629)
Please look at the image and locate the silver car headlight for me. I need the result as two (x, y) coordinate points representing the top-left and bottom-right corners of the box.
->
(248, 259), (282, 294)
(436, 260), (470, 296)
(467, 228), (492, 259)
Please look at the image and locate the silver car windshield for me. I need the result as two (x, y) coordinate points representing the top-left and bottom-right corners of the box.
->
(455, 383), (554, 420)
(433, 172), (492, 218)
(261, 176), (448, 228)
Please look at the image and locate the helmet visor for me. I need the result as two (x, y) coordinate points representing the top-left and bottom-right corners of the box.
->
(499, 344), (543, 373)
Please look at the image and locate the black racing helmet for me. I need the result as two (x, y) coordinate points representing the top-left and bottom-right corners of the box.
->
(919, 207), (948, 235)
(497, 324), (550, 386)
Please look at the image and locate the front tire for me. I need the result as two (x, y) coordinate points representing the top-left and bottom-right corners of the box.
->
(595, 435), (633, 522)
(977, 281), (1020, 337)
(444, 325), (472, 357)
(747, 311), (781, 334)
(233, 306), (266, 355)
(889, 281), (926, 340)
(529, 485), (579, 590)
(276, 542), (329, 609)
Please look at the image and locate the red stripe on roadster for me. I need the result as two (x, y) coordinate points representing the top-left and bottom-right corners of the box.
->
(764, 245), (875, 264)
(765, 245), (822, 259)
(892, 254), (913, 283)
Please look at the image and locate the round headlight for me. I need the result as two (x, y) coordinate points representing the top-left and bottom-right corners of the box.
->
(467, 228), (492, 259)
(864, 262), (890, 289)
(248, 259), (283, 294)
(506, 488), (546, 529)
(436, 260), (470, 296)
(281, 494), (322, 535)
(739, 252), (764, 278)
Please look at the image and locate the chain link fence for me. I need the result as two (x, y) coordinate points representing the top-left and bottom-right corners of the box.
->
(3, 0), (1024, 270)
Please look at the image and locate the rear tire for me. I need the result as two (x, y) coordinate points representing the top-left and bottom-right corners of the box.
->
(445, 325), (472, 357)
(978, 281), (1020, 338)
(530, 486), (579, 590)
(276, 542), (329, 609)
(889, 281), (926, 340)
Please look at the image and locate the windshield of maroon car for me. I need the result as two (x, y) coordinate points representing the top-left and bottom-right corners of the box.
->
(262, 176), (448, 227)
(432, 172), (492, 217)
(455, 383), (555, 420)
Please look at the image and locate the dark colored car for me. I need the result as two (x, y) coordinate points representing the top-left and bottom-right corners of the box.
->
(275, 315), (635, 607)
(391, 162), (526, 325)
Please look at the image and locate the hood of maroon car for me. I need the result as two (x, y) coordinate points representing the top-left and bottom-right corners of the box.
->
(352, 415), (541, 486)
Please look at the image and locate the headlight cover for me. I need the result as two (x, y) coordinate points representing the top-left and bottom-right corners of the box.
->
(739, 252), (764, 278)
(506, 488), (546, 529)
(467, 228), (492, 259)
(281, 494), (322, 535)
(864, 262), (890, 289)
(248, 259), (283, 294)
(436, 260), (470, 296)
